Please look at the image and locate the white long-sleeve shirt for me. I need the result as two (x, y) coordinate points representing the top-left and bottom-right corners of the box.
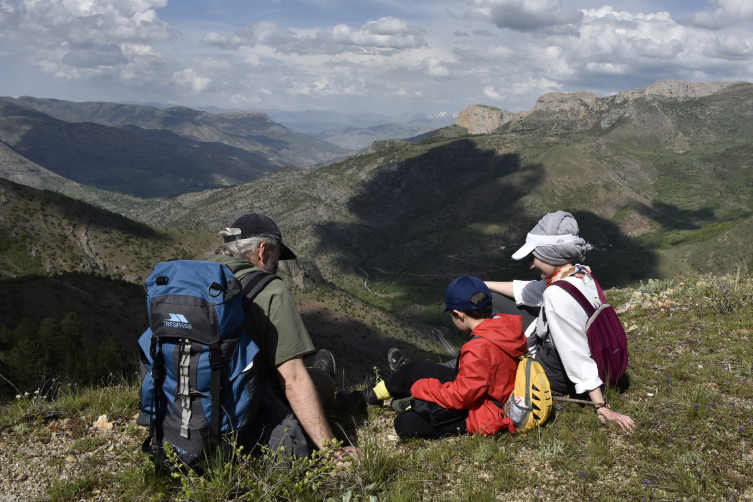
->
(513, 269), (603, 394)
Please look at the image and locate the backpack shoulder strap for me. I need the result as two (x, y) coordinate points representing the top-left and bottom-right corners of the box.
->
(587, 273), (608, 304)
(550, 280), (597, 317)
(241, 271), (281, 306)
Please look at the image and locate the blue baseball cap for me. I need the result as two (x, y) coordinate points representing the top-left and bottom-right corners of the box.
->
(443, 275), (492, 313)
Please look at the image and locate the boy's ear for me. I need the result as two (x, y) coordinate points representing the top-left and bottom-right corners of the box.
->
(451, 310), (465, 321)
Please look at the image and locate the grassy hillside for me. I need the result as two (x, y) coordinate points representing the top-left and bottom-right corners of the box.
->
(0, 178), (218, 280)
(1, 274), (750, 500)
(0, 139), (152, 214)
(131, 81), (753, 320)
(2, 96), (350, 168)
(0, 179), (448, 395)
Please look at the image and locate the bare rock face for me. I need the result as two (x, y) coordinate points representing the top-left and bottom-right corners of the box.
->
(532, 91), (598, 113)
(615, 80), (743, 103)
(455, 80), (748, 138)
(526, 91), (603, 130)
(455, 105), (518, 134)
(278, 258), (326, 291)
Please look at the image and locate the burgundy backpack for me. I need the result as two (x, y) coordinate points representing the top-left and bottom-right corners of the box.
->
(550, 277), (628, 388)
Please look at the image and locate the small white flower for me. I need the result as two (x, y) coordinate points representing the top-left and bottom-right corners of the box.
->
(646, 393), (654, 397)
(24, 392), (29, 396)
(15, 395), (21, 399)
(698, 365), (703, 369)
(34, 390), (39, 394)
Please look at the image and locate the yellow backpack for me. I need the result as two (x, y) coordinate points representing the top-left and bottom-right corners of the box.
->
(503, 355), (553, 433)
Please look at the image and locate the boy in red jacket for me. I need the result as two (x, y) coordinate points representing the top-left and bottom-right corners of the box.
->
(339, 275), (527, 438)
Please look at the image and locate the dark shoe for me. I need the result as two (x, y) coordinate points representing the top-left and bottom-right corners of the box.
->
(391, 397), (412, 413)
(312, 349), (336, 381)
(336, 388), (381, 409)
(388, 347), (410, 373)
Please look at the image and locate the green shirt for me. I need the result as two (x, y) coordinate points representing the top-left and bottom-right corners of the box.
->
(208, 255), (316, 378)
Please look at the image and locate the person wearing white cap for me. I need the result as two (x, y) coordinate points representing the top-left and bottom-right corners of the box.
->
(485, 211), (635, 432)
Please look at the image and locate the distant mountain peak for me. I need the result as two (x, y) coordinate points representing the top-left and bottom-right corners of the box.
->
(455, 104), (522, 134)
(215, 111), (271, 120)
(617, 79), (746, 102)
(456, 79), (752, 135)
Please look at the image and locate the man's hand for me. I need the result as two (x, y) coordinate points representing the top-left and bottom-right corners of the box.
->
(332, 446), (358, 467)
(276, 356), (335, 450)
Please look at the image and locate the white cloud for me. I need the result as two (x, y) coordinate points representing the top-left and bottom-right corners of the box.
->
(201, 32), (246, 50)
(511, 77), (561, 95)
(441, 4), (753, 112)
(483, 86), (503, 99)
(62, 45), (128, 68)
(3, 0), (753, 115)
(705, 34), (753, 60)
(0, 0), (172, 45)
(202, 17), (427, 55)
(684, 0), (753, 30)
(173, 68), (212, 92)
(0, 0), (172, 80)
(465, 0), (582, 34)
(422, 57), (451, 77)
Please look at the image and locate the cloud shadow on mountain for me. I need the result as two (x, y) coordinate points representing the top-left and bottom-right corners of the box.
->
(309, 139), (546, 279)
(636, 201), (720, 230)
(307, 136), (667, 292)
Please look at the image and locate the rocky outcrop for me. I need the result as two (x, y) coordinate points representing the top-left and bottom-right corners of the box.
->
(455, 105), (519, 134)
(278, 258), (326, 291)
(526, 90), (605, 130)
(456, 80), (750, 136)
(532, 91), (599, 113)
(615, 80), (744, 103)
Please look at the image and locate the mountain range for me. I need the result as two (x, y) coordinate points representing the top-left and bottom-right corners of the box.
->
(130, 79), (753, 320)
(0, 97), (351, 202)
(4, 81), (753, 311)
(263, 109), (458, 149)
(3, 78), (753, 382)
(3, 96), (350, 167)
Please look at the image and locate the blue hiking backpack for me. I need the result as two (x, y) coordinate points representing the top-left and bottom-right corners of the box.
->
(137, 260), (279, 468)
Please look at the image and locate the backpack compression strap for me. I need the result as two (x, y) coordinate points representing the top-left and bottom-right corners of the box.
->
(208, 341), (222, 447)
(149, 337), (167, 469)
(205, 270), (280, 447)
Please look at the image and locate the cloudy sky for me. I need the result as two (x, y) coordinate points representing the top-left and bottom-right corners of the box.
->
(2, 0), (753, 115)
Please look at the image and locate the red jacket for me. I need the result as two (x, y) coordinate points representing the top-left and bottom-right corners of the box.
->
(410, 315), (527, 435)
